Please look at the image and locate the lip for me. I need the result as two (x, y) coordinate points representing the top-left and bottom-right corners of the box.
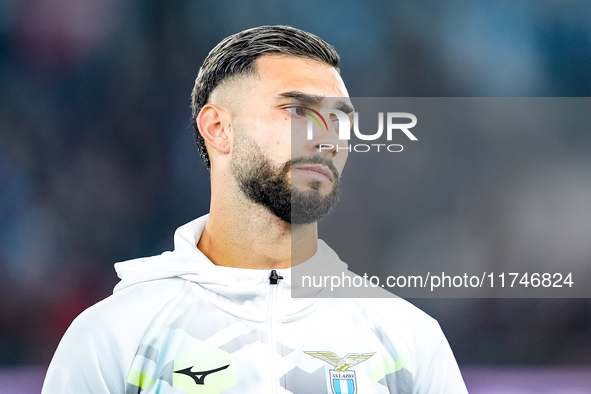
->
(293, 165), (334, 181)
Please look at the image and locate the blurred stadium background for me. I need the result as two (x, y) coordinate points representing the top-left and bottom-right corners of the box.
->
(1, 0), (590, 392)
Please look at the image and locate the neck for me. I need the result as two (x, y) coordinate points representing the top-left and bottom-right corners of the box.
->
(198, 190), (318, 270)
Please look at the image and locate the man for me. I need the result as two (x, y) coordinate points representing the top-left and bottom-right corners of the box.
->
(43, 25), (467, 393)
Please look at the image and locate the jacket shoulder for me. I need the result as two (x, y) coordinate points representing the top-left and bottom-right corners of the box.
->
(351, 296), (467, 393)
(42, 278), (185, 393)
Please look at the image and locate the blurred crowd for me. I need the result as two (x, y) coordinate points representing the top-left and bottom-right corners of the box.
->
(1, 0), (590, 365)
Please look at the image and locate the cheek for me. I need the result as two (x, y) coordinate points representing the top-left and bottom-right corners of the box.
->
(280, 115), (309, 150)
(248, 118), (292, 163)
(334, 151), (348, 174)
(266, 117), (294, 158)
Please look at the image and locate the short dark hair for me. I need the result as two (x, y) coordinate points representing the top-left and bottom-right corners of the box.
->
(191, 25), (340, 169)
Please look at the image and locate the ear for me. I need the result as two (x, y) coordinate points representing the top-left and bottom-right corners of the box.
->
(197, 104), (231, 156)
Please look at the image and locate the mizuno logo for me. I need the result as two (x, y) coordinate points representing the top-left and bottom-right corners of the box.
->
(174, 364), (230, 385)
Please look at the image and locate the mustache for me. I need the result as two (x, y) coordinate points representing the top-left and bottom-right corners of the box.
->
(282, 154), (340, 181)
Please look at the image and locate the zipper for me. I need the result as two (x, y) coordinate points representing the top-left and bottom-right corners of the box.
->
(269, 269), (283, 285)
(267, 270), (283, 393)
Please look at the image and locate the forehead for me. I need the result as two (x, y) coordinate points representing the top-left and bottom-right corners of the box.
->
(252, 54), (349, 99)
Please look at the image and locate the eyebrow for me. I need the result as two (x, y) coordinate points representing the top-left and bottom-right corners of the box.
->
(277, 90), (354, 114)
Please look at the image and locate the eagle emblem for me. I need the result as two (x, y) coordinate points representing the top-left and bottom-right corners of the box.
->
(304, 351), (375, 371)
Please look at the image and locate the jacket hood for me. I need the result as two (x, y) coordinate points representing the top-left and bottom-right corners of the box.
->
(113, 215), (352, 317)
(114, 215), (219, 292)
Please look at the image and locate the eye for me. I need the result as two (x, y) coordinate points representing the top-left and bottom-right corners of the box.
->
(285, 106), (307, 117)
(330, 115), (339, 130)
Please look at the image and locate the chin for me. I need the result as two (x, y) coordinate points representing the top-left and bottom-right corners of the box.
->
(293, 185), (332, 196)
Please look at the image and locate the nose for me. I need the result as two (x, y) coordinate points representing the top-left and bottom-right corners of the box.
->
(305, 115), (342, 159)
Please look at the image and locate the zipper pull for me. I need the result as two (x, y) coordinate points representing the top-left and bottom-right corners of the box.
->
(269, 269), (283, 285)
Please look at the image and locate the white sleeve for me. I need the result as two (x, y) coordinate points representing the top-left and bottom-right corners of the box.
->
(42, 311), (126, 394)
(411, 319), (468, 394)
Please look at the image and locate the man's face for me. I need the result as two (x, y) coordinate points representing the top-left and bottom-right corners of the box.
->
(229, 54), (351, 224)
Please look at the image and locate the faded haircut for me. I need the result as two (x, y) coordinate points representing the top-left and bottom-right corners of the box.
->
(191, 25), (340, 169)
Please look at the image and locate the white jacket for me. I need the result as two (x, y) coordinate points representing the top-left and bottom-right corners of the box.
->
(42, 215), (467, 393)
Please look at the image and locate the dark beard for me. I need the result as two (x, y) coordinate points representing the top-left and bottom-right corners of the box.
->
(230, 134), (341, 224)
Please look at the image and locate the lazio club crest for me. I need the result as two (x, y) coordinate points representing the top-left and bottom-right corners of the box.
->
(304, 351), (375, 394)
